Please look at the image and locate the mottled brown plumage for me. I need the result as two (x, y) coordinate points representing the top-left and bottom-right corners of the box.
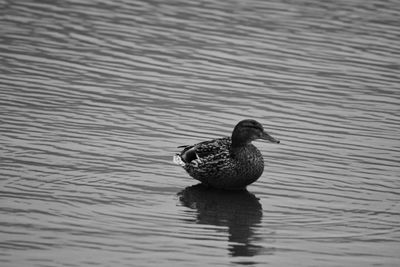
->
(174, 119), (280, 190)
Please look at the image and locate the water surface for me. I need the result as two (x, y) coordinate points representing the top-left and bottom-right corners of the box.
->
(1, 0), (400, 266)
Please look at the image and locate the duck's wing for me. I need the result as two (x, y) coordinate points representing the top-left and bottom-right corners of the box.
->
(179, 137), (231, 164)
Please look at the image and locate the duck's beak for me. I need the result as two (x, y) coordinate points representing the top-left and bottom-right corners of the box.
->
(260, 132), (280, 143)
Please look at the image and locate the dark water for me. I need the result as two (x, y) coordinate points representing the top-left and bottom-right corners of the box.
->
(1, 0), (400, 266)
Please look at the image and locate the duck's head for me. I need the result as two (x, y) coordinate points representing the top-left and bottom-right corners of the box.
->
(231, 119), (280, 147)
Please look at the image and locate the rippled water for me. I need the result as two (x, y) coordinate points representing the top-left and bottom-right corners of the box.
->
(1, 0), (400, 266)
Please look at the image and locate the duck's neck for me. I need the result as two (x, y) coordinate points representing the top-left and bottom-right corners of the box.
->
(231, 132), (251, 148)
(230, 137), (251, 153)
(231, 141), (249, 149)
(229, 140), (255, 160)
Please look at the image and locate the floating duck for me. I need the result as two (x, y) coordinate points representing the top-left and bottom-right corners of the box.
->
(173, 119), (280, 190)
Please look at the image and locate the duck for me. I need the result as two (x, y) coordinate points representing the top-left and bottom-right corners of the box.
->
(173, 119), (280, 190)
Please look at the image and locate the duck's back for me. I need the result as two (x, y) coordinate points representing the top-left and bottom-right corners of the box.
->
(177, 137), (264, 189)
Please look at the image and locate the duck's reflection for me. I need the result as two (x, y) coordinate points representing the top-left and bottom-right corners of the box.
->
(178, 184), (264, 257)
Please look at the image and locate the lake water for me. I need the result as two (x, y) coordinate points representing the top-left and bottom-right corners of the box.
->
(1, 0), (400, 266)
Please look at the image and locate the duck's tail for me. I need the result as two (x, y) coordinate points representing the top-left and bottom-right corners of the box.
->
(173, 154), (186, 166)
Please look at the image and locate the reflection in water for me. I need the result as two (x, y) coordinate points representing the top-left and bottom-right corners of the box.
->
(178, 184), (264, 257)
